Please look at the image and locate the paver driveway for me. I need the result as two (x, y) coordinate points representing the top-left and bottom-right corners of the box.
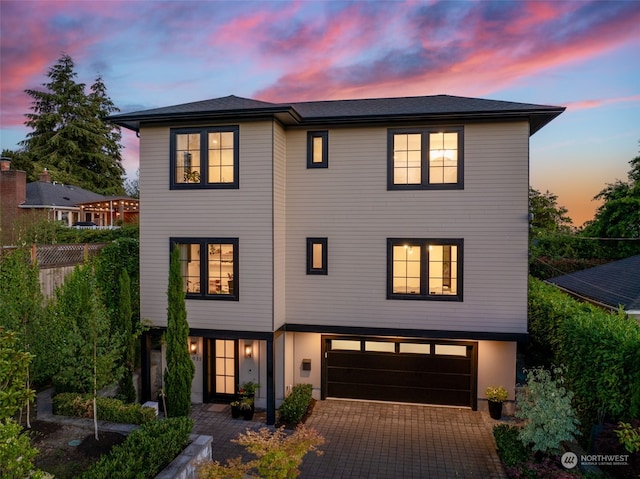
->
(192, 399), (506, 479)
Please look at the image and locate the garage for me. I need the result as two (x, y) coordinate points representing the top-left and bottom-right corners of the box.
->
(322, 336), (477, 409)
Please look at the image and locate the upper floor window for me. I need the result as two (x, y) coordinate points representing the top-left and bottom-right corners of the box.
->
(388, 128), (463, 190)
(170, 126), (239, 189)
(307, 237), (328, 274)
(307, 131), (328, 168)
(171, 237), (238, 300)
(387, 238), (463, 301)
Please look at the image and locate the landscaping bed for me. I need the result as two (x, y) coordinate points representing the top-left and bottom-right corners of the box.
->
(30, 420), (126, 478)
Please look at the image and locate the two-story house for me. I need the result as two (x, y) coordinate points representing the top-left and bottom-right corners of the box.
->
(110, 94), (564, 424)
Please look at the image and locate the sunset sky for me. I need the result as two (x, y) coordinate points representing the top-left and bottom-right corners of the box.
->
(1, 0), (639, 226)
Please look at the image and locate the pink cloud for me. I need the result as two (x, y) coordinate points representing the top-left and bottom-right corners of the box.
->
(564, 95), (640, 111)
(254, 1), (640, 103)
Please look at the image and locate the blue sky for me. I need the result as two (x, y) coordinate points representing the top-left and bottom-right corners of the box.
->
(1, 0), (639, 225)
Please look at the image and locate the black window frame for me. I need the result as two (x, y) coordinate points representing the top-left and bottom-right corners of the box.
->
(306, 237), (328, 275)
(307, 131), (328, 168)
(170, 126), (240, 190)
(387, 238), (463, 301)
(170, 237), (239, 301)
(387, 127), (464, 190)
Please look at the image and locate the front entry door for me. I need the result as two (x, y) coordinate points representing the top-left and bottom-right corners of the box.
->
(204, 338), (238, 402)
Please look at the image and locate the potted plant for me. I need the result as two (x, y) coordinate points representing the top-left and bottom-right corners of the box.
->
(230, 400), (241, 419)
(238, 381), (260, 398)
(239, 397), (255, 420)
(486, 385), (508, 419)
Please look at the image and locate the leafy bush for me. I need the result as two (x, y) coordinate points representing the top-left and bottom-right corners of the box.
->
(493, 424), (529, 467)
(53, 393), (156, 424)
(0, 419), (47, 479)
(198, 425), (324, 479)
(528, 278), (640, 426)
(516, 366), (580, 454)
(278, 384), (313, 425)
(79, 416), (193, 479)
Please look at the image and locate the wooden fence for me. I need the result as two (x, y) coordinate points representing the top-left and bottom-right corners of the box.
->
(2, 243), (108, 297)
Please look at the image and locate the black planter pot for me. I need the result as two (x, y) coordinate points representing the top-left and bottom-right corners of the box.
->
(489, 401), (502, 419)
(231, 404), (241, 419)
(241, 404), (255, 420)
(488, 400), (503, 419)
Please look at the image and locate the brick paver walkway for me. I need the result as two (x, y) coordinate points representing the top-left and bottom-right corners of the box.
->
(192, 399), (506, 478)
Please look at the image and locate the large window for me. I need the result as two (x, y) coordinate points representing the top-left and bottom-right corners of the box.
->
(171, 238), (238, 300)
(388, 128), (463, 189)
(387, 238), (463, 301)
(307, 131), (328, 168)
(170, 126), (239, 189)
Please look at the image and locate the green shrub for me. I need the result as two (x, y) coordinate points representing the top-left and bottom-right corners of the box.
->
(278, 384), (313, 425)
(53, 393), (156, 424)
(79, 416), (193, 479)
(493, 424), (529, 467)
(516, 366), (580, 454)
(0, 419), (47, 479)
(528, 278), (640, 426)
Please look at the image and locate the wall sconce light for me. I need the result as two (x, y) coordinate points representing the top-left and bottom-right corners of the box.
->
(189, 340), (197, 355)
(244, 342), (253, 359)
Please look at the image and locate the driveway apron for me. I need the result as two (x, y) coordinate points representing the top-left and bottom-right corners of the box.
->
(192, 399), (506, 479)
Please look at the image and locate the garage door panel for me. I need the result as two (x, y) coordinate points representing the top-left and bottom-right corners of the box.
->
(328, 351), (471, 374)
(324, 338), (476, 408)
(327, 382), (472, 407)
(327, 366), (471, 390)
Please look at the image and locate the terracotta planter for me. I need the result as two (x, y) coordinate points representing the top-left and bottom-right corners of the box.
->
(488, 400), (503, 419)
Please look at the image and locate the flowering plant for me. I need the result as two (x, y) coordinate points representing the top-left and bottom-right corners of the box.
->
(486, 385), (508, 402)
(238, 381), (260, 397)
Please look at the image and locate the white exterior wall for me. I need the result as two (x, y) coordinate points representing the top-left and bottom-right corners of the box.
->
(284, 122), (530, 334)
(287, 332), (516, 406)
(139, 122), (275, 332)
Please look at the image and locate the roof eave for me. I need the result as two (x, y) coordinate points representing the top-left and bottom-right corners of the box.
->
(109, 106), (301, 132)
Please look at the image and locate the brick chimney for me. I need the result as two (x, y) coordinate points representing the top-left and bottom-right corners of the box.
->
(40, 168), (52, 183)
(0, 158), (27, 245)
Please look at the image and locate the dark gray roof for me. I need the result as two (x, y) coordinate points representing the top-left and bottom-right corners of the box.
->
(547, 255), (640, 312)
(109, 94), (564, 135)
(23, 181), (105, 207)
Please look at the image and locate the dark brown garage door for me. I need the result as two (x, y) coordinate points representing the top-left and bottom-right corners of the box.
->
(323, 337), (477, 409)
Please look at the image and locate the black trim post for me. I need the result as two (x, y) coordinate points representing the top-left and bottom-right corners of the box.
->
(140, 331), (151, 402)
(266, 336), (275, 425)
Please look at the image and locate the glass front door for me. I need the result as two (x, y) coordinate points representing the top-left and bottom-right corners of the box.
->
(205, 338), (237, 402)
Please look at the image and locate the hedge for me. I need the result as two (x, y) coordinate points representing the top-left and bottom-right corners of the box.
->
(53, 393), (156, 425)
(528, 277), (640, 426)
(278, 384), (313, 425)
(79, 416), (193, 479)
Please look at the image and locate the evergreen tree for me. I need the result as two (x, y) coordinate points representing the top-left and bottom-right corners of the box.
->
(164, 246), (194, 417)
(20, 54), (125, 194)
(117, 269), (136, 403)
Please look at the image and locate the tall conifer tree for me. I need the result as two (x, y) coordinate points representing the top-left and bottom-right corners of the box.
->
(164, 246), (194, 417)
(21, 54), (125, 194)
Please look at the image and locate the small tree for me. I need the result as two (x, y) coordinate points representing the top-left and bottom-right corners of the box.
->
(163, 246), (194, 417)
(0, 248), (44, 426)
(117, 269), (136, 403)
(0, 328), (44, 479)
(52, 263), (122, 439)
(516, 366), (580, 454)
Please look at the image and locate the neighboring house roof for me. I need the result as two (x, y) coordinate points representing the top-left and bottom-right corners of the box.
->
(547, 255), (640, 314)
(22, 181), (105, 208)
(109, 94), (565, 135)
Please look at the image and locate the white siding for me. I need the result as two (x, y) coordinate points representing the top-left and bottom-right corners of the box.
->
(284, 122), (529, 334)
(273, 122), (287, 330)
(139, 122), (275, 331)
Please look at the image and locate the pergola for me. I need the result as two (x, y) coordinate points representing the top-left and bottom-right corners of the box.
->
(77, 197), (139, 226)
